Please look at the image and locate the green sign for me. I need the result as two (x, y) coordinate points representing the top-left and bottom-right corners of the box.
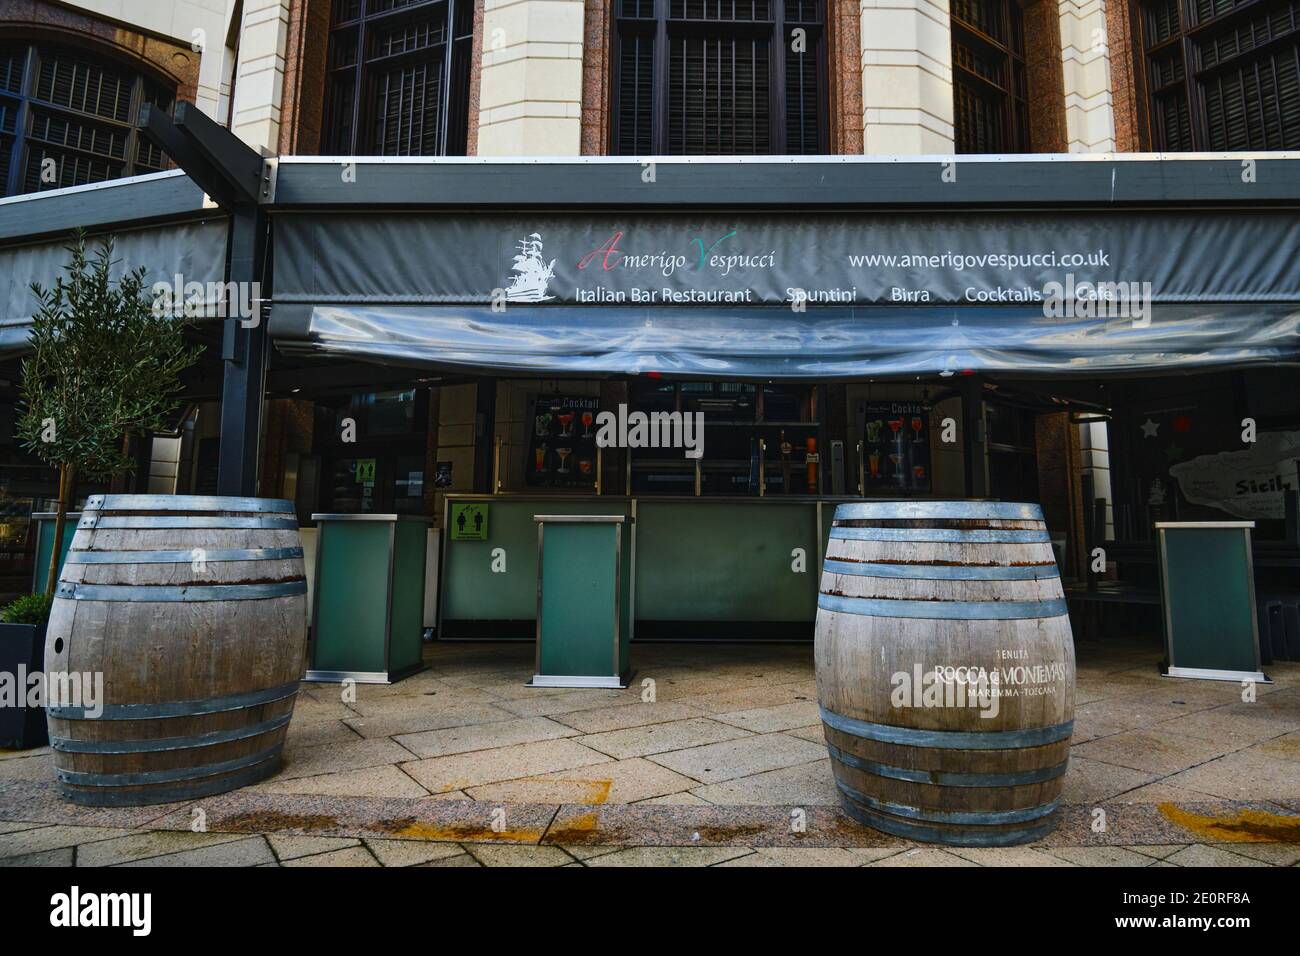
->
(450, 503), (489, 540)
(356, 458), (377, 483)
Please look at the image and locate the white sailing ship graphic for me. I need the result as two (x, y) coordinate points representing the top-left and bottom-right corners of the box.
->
(506, 233), (556, 302)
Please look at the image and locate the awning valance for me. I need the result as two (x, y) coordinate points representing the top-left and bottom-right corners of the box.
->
(269, 303), (1300, 378)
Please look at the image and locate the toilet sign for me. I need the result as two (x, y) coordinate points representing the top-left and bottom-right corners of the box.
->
(355, 458), (377, 483)
(450, 503), (489, 540)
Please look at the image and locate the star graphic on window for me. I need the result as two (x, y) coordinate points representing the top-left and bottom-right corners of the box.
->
(1140, 418), (1159, 438)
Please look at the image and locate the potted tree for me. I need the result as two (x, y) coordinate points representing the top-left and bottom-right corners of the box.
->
(2, 232), (199, 749)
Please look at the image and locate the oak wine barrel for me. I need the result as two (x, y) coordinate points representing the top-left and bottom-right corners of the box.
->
(44, 495), (308, 806)
(815, 501), (1075, 846)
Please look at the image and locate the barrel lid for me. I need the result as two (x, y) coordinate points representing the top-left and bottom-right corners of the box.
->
(84, 495), (294, 514)
(833, 501), (1044, 522)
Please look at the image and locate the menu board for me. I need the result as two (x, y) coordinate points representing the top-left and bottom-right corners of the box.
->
(863, 401), (932, 492)
(526, 395), (600, 488)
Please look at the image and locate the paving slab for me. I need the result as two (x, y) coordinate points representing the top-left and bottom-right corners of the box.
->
(634, 792), (714, 806)
(1161, 751), (1300, 802)
(395, 716), (579, 758)
(282, 719), (363, 750)
(944, 846), (1078, 866)
(277, 737), (417, 780)
(648, 734), (835, 785)
(0, 824), (135, 860)
(0, 846), (74, 866)
(577, 718), (752, 759)
(582, 846), (753, 866)
(343, 704), (517, 739)
(118, 836), (276, 867)
(489, 689), (642, 719)
(268, 834), (362, 861)
(1163, 844), (1273, 866)
(283, 846), (380, 867)
(1042, 846), (1158, 867)
(1070, 729), (1241, 775)
(711, 701), (822, 733)
(1058, 756), (1161, 805)
(77, 830), (249, 867)
(464, 844), (575, 866)
(1249, 729), (1300, 763)
(417, 853), (481, 866)
(550, 700), (708, 734)
(365, 839), (474, 867)
(688, 757), (838, 805)
(401, 739), (612, 794)
(1214, 842), (1300, 865)
(869, 848), (976, 866)
(713, 846), (870, 866)
(465, 757), (697, 805)
(255, 764), (430, 799)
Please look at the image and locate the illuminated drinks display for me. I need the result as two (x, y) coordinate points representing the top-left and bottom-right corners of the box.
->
(863, 401), (931, 493)
(556, 447), (572, 473)
(581, 411), (594, 436)
(557, 412), (575, 437)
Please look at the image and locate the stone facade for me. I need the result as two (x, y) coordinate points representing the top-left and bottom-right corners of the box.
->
(860, 0), (955, 154)
(476, 0), (586, 155)
(1058, 0), (1116, 151)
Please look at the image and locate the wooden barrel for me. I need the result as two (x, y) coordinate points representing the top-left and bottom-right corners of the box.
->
(815, 501), (1075, 846)
(44, 495), (308, 806)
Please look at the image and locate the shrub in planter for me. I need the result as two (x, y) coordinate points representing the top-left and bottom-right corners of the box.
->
(0, 592), (53, 749)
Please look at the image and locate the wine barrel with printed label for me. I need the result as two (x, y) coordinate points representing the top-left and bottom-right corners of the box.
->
(44, 495), (308, 806)
(815, 501), (1075, 846)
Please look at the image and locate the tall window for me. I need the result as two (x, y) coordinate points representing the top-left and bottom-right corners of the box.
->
(1140, 0), (1300, 150)
(0, 41), (173, 198)
(613, 0), (826, 155)
(951, 0), (1028, 153)
(324, 0), (474, 155)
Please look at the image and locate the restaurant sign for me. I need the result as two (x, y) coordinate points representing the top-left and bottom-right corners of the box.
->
(278, 211), (1300, 308)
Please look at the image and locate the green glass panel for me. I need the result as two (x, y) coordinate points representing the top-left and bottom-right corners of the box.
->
(34, 514), (79, 593)
(634, 501), (819, 621)
(388, 519), (428, 672)
(313, 521), (391, 673)
(1160, 527), (1259, 673)
(537, 521), (620, 679)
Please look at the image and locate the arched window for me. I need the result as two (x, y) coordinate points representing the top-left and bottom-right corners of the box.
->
(0, 39), (173, 197)
(323, 0), (474, 156)
(951, 0), (1028, 153)
(613, 0), (827, 155)
(1139, 0), (1300, 151)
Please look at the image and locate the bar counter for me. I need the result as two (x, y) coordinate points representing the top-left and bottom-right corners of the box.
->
(438, 494), (869, 640)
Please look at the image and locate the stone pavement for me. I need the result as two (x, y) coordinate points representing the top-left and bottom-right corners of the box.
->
(1, 638), (1298, 866)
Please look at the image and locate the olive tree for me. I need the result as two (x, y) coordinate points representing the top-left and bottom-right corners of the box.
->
(17, 231), (201, 592)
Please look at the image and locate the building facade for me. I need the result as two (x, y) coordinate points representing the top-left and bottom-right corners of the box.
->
(1, 1), (1298, 659)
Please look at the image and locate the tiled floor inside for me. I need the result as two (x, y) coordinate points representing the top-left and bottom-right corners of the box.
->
(1, 638), (1298, 866)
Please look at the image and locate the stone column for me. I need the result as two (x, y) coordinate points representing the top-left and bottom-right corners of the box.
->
(1059, 0), (1116, 151)
(477, 0), (585, 155)
(229, 0), (292, 152)
(859, 0), (954, 154)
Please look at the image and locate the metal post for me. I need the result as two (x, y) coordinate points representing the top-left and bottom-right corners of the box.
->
(961, 376), (988, 499)
(216, 205), (269, 496)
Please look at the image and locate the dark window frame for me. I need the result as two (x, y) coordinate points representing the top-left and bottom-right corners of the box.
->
(0, 36), (174, 198)
(610, 0), (829, 155)
(950, 0), (1029, 154)
(1136, 0), (1300, 151)
(322, 0), (474, 156)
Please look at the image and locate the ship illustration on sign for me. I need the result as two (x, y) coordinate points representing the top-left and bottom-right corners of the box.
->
(506, 233), (556, 302)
